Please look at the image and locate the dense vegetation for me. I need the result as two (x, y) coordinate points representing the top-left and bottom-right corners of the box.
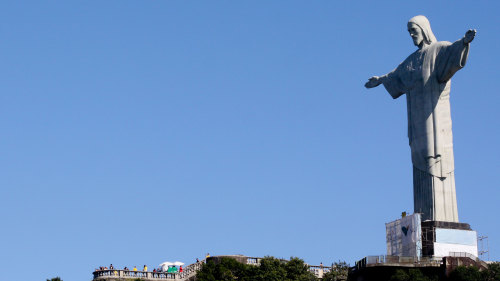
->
(387, 263), (500, 281)
(388, 269), (439, 281)
(196, 257), (500, 281)
(321, 261), (349, 281)
(447, 263), (500, 281)
(196, 256), (348, 281)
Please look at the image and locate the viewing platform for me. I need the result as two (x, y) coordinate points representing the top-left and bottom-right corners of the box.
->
(92, 255), (334, 281)
(350, 252), (488, 281)
(93, 260), (203, 281)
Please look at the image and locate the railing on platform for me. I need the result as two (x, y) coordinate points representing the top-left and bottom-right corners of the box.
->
(246, 257), (260, 266)
(93, 260), (205, 280)
(449, 252), (488, 268)
(93, 256), (339, 280)
(244, 256), (333, 278)
(309, 265), (332, 278)
(354, 255), (443, 271)
(449, 252), (478, 260)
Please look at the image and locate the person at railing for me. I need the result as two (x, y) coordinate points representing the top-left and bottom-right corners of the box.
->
(180, 266), (183, 273)
(124, 266), (129, 271)
(143, 265), (148, 272)
(133, 265), (138, 276)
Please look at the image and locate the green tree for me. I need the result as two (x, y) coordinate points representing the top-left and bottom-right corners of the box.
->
(285, 257), (317, 281)
(321, 261), (349, 281)
(389, 269), (410, 281)
(388, 268), (438, 281)
(407, 269), (438, 281)
(253, 256), (287, 281)
(46, 277), (62, 281)
(484, 263), (500, 281)
(196, 256), (318, 281)
(448, 265), (483, 281)
(196, 257), (250, 281)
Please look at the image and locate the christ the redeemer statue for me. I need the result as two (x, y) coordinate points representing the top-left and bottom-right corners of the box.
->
(365, 15), (476, 222)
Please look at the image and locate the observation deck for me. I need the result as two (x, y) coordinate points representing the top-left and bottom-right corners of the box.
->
(92, 255), (334, 281)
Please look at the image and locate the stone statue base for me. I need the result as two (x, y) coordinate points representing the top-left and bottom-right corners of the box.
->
(385, 214), (478, 258)
(421, 220), (477, 258)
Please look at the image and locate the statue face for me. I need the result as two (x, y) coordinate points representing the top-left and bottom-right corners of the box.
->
(407, 23), (424, 47)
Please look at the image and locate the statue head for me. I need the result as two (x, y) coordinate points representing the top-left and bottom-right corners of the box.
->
(407, 15), (437, 48)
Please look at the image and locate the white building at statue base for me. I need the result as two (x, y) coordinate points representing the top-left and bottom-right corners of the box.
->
(386, 213), (478, 258)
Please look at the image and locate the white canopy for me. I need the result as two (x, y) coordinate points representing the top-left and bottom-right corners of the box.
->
(159, 261), (173, 271)
(159, 261), (184, 271)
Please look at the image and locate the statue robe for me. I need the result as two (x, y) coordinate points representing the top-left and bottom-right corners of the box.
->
(382, 39), (469, 222)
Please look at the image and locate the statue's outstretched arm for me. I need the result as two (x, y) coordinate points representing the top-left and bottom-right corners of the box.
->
(437, 29), (477, 83)
(463, 29), (476, 44)
(365, 75), (388, 89)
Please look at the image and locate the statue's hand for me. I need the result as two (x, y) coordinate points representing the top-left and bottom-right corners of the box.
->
(464, 29), (476, 44)
(365, 76), (382, 89)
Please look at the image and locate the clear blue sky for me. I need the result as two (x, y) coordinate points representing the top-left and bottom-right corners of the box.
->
(1, 1), (499, 281)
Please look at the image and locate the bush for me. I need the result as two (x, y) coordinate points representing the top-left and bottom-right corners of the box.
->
(196, 256), (318, 281)
(388, 268), (438, 281)
(321, 261), (349, 281)
(448, 266), (483, 281)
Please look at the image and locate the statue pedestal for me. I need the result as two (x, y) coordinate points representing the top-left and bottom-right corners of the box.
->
(421, 220), (478, 258)
(386, 214), (478, 258)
